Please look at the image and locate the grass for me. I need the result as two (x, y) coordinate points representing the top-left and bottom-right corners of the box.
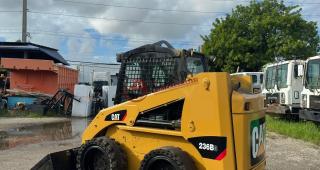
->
(266, 115), (320, 145)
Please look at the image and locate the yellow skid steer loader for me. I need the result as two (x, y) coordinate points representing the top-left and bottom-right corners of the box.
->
(32, 41), (266, 170)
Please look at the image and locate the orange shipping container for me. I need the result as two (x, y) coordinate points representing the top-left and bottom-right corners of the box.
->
(1, 58), (78, 95)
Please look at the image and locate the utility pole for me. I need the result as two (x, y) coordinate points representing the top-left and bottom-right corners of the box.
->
(22, 0), (27, 42)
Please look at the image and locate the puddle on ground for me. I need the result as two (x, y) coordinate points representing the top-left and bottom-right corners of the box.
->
(0, 118), (91, 150)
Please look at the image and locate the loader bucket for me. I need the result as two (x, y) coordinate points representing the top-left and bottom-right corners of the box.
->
(31, 148), (78, 170)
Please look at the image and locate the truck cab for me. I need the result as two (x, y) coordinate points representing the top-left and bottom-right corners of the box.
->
(231, 72), (264, 93)
(262, 60), (304, 115)
(300, 56), (320, 122)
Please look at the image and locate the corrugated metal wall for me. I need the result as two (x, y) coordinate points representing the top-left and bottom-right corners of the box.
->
(1, 58), (78, 95)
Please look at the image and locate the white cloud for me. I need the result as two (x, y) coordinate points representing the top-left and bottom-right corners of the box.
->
(0, 0), (318, 62)
(0, 0), (234, 51)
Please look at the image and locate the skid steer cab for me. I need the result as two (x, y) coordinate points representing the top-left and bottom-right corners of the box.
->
(32, 41), (266, 170)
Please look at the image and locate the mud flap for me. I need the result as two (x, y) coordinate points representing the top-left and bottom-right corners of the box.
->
(31, 148), (78, 170)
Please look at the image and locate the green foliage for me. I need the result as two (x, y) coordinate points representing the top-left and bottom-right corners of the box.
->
(267, 116), (320, 145)
(202, 0), (319, 72)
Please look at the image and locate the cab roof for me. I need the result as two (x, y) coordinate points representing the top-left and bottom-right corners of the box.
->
(306, 55), (320, 62)
(263, 60), (305, 68)
(116, 40), (178, 62)
(231, 72), (263, 75)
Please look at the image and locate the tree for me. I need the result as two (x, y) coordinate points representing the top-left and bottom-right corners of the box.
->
(202, 0), (319, 72)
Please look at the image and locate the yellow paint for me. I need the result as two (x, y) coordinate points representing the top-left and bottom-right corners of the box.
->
(82, 73), (266, 170)
(231, 74), (253, 94)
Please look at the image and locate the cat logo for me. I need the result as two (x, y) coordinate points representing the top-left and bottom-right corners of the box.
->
(105, 110), (127, 121)
(250, 117), (266, 165)
(111, 114), (120, 121)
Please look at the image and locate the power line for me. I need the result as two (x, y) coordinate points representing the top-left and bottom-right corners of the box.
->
(0, 11), (21, 13)
(0, 31), (21, 33)
(27, 29), (202, 44)
(28, 11), (213, 27)
(54, 0), (228, 14)
(0, 28), (20, 30)
(28, 31), (203, 46)
(68, 62), (120, 69)
(67, 60), (120, 65)
(55, 0), (320, 7)
(233, 0), (320, 5)
(0, 30), (203, 46)
(303, 14), (320, 17)
(286, 1), (320, 5)
(28, 9), (319, 28)
(72, 64), (120, 69)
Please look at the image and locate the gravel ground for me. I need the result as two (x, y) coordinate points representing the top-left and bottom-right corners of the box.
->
(266, 132), (320, 170)
(0, 131), (319, 170)
(0, 137), (81, 170)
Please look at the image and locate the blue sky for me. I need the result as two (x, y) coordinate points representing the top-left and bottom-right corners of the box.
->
(0, 0), (319, 64)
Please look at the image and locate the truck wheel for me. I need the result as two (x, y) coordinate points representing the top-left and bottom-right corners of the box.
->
(140, 147), (196, 170)
(76, 137), (127, 170)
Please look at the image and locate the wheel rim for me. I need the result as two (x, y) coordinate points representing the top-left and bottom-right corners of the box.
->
(82, 146), (110, 170)
(146, 156), (177, 170)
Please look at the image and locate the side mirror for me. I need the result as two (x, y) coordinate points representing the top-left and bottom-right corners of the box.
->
(298, 65), (304, 77)
(208, 56), (216, 63)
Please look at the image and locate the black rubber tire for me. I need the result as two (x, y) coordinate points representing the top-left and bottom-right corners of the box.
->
(76, 137), (127, 170)
(140, 146), (196, 170)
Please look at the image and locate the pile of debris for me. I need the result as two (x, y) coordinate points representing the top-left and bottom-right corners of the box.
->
(1, 88), (79, 116)
(0, 42), (78, 116)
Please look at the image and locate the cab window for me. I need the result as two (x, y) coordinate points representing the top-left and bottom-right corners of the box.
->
(251, 75), (258, 84)
(186, 57), (204, 74)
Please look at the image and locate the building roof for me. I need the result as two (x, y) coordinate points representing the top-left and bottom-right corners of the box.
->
(0, 42), (69, 65)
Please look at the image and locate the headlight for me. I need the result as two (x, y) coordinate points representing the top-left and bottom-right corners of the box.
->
(294, 91), (299, 99)
(280, 93), (285, 104)
(302, 94), (307, 107)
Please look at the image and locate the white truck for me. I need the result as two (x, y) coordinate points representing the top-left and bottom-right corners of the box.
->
(262, 60), (305, 116)
(92, 72), (118, 115)
(300, 56), (320, 122)
(231, 72), (264, 93)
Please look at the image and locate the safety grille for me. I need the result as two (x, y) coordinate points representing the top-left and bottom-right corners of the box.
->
(310, 95), (320, 110)
(116, 55), (180, 103)
(266, 93), (280, 104)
